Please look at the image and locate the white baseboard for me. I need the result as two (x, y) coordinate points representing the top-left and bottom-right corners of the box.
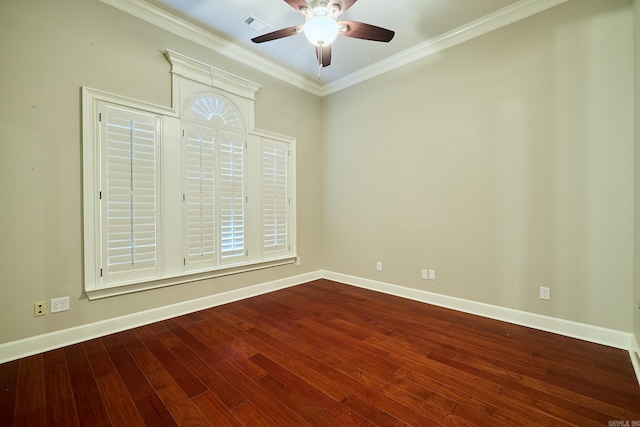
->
(1, 268), (637, 384)
(630, 335), (640, 385)
(0, 271), (322, 364)
(322, 270), (634, 351)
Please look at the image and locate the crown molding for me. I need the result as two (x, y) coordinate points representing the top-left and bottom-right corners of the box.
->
(321, 0), (568, 95)
(164, 49), (263, 99)
(100, 0), (567, 97)
(99, 0), (325, 96)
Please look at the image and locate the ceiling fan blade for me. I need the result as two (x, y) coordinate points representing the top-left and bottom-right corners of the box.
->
(251, 25), (303, 43)
(329, 0), (358, 16)
(283, 0), (310, 13)
(315, 45), (332, 67)
(338, 21), (395, 42)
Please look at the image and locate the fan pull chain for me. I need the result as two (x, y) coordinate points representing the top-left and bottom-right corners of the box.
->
(317, 46), (323, 79)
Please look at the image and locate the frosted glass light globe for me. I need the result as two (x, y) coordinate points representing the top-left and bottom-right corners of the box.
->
(304, 16), (339, 46)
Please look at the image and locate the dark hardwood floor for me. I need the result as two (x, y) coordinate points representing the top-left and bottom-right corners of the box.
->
(2, 279), (639, 426)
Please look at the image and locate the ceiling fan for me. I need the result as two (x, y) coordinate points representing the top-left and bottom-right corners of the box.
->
(251, 0), (395, 72)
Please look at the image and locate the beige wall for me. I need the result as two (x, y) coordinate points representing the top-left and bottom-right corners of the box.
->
(0, 0), (636, 347)
(322, 0), (635, 332)
(0, 0), (323, 344)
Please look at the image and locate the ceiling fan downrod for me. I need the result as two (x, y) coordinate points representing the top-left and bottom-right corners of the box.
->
(317, 42), (324, 79)
(251, 0), (395, 70)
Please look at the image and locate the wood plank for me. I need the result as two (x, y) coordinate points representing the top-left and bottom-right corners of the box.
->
(95, 373), (146, 427)
(169, 317), (267, 382)
(83, 338), (116, 378)
(44, 357), (79, 427)
(405, 368), (560, 427)
(43, 349), (66, 367)
(118, 328), (165, 374)
(1, 280), (639, 426)
(13, 355), (46, 423)
(134, 393), (178, 427)
(64, 345), (112, 427)
(341, 393), (409, 427)
(151, 321), (246, 409)
(160, 320), (223, 366)
(45, 396), (80, 427)
(544, 366), (640, 409)
(348, 367), (474, 427)
(137, 324), (208, 398)
(0, 360), (19, 427)
(500, 386), (609, 427)
(257, 373), (346, 426)
(231, 401), (277, 427)
(244, 325), (354, 402)
(248, 352), (366, 427)
(215, 360), (310, 426)
(191, 391), (243, 427)
(142, 364), (212, 426)
(428, 351), (620, 424)
(103, 334), (154, 401)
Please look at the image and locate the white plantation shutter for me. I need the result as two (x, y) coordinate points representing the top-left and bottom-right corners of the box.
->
(99, 103), (161, 284)
(262, 140), (290, 254)
(183, 124), (216, 270)
(83, 83), (296, 299)
(219, 133), (245, 260)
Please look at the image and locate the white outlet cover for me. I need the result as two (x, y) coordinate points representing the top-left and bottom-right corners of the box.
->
(539, 287), (550, 300)
(421, 269), (428, 279)
(51, 296), (70, 313)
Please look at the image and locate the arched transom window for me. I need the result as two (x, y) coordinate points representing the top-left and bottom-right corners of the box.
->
(81, 51), (295, 299)
(185, 93), (244, 130)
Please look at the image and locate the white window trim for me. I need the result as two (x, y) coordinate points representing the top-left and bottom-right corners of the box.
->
(82, 52), (296, 300)
(82, 88), (177, 298)
(254, 129), (297, 260)
(164, 49), (261, 128)
(83, 88), (297, 300)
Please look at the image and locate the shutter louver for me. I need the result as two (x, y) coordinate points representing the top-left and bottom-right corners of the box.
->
(262, 140), (289, 253)
(183, 124), (216, 269)
(101, 104), (160, 284)
(84, 87), (296, 298)
(219, 134), (245, 259)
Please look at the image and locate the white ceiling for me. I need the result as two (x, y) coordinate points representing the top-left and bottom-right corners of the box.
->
(108, 0), (567, 94)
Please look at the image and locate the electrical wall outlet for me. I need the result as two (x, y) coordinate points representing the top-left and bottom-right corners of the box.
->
(34, 301), (46, 317)
(296, 257), (301, 266)
(50, 296), (70, 313)
(539, 287), (550, 301)
(428, 269), (436, 280)
(421, 269), (428, 279)
(376, 261), (382, 271)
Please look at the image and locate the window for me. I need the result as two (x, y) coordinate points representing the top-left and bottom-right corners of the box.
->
(182, 123), (216, 270)
(218, 134), (245, 260)
(262, 139), (290, 256)
(182, 123), (247, 271)
(83, 51), (296, 299)
(99, 103), (162, 284)
(182, 91), (248, 270)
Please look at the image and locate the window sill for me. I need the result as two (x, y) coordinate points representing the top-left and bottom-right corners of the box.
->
(86, 256), (297, 300)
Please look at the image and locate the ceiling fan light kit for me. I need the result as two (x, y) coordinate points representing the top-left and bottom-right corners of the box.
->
(304, 15), (339, 46)
(251, 0), (394, 73)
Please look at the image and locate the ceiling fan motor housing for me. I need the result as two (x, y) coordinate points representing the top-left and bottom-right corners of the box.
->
(307, 0), (340, 17)
(251, 0), (394, 69)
